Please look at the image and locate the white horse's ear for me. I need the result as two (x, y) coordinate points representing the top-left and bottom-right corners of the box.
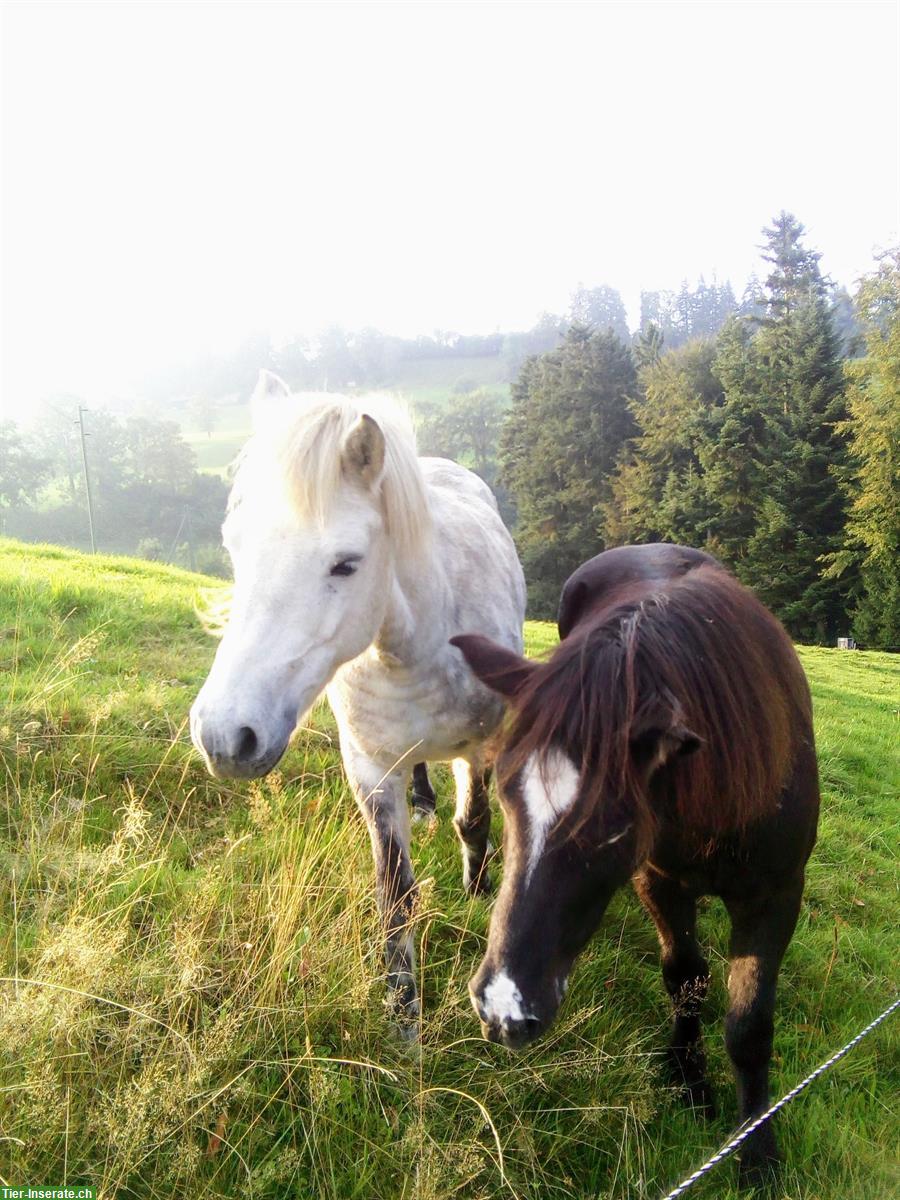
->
(341, 414), (385, 487)
(251, 369), (291, 430)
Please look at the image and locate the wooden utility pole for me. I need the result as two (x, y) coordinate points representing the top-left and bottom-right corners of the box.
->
(76, 406), (97, 553)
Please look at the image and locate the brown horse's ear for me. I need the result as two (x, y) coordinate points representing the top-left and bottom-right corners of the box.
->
(630, 702), (702, 771)
(450, 634), (539, 701)
(557, 578), (588, 640)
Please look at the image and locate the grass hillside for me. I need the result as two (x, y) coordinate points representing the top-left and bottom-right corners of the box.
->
(0, 540), (897, 1199)
(179, 355), (510, 476)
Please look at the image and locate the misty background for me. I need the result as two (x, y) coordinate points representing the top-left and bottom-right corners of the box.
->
(2, 1), (897, 411)
(1, 0), (898, 644)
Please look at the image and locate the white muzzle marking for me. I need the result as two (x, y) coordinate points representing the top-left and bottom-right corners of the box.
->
(481, 970), (526, 1025)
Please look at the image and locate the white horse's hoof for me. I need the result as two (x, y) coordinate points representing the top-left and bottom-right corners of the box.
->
(395, 1018), (421, 1046)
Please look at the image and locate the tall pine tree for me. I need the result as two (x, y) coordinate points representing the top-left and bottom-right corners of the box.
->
(705, 214), (850, 641)
(703, 316), (785, 562)
(755, 213), (850, 638)
(639, 279), (736, 347)
(568, 285), (631, 344)
(500, 326), (637, 616)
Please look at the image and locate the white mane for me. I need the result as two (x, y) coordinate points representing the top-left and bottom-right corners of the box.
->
(231, 391), (433, 563)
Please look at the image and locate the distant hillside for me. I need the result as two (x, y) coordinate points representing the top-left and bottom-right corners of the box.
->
(176, 351), (512, 477)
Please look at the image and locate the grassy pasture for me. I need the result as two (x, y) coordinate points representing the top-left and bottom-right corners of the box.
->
(0, 539), (897, 1199)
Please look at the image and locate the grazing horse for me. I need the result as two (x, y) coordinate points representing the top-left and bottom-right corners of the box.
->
(452, 546), (819, 1186)
(191, 371), (526, 1028)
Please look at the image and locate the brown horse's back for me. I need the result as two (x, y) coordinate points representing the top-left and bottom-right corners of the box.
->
(558, 543), (721, 638)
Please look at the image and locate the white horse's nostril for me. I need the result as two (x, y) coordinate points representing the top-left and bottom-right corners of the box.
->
(235, 725), (259, 762)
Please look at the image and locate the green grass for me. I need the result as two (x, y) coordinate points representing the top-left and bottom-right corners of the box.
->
(0, 539), (897, 1199)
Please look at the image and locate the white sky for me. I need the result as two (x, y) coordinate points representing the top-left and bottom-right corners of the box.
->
(1, 0), (898, 417)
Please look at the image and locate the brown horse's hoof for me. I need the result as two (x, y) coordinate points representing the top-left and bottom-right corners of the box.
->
(683, 1078), (716, 1119)
(737, 1138), (781, 1192)
(739, 1152), (782, 1190)
(665, 1047), (716, 1118)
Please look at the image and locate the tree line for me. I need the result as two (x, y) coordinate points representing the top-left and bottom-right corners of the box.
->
(498, 214), (898, 648)
(0, 406), (229, 575)
(3, 212), (895, 647)
(127, 277), (752, 420)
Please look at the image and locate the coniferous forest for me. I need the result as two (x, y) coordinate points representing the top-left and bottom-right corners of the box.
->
(500, 214), (899, 647)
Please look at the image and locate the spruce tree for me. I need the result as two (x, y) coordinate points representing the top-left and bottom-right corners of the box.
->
(500, 326), (637, 616)
(703, 317), (785, 564)
(754, 213), (850, 639)
(704, 214), (850, 641)
(633, 323), (664, 368)
(606, 338), (723, 547)
(638, 280), (736, 348)
(568, 285), (631, 343)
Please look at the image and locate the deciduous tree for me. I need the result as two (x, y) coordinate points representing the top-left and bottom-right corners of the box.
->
(825, 250), (900, 647)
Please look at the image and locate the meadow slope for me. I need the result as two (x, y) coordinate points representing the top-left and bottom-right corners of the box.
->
(178, 355), (511, 476)
(0, 540), (897, 1199)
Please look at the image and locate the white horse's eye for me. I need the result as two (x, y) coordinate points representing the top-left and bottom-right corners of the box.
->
(330, 558), (360, 578)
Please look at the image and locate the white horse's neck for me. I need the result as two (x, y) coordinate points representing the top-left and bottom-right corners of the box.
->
(373, 539), (450, 666)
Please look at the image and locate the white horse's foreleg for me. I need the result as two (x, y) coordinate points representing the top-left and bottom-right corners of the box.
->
(343, 746), (419, 1033)
(452, 757), (493, 896)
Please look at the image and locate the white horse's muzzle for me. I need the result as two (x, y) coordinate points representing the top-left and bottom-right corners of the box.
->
(190, 697), (295, 780)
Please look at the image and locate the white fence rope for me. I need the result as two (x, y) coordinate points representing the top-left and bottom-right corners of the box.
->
(658, 995), (900, 1200)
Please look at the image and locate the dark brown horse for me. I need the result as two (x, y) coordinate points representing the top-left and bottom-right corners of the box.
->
(451, 545), (819, 1187)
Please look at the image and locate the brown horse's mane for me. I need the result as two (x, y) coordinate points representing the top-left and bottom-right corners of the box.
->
(504, 565), (812, 851)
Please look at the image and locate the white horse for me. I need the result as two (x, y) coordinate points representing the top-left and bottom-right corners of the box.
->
(190, 371), (526, 1027)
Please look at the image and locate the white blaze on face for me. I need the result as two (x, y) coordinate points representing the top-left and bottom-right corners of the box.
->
(480, 970), (526, 1025)
(521, 749), (581, 882)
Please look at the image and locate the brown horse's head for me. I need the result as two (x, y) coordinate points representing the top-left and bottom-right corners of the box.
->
(450, 630), (699, 1046)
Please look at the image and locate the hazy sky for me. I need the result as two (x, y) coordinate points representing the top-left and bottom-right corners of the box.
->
(2, 0), (898, 417)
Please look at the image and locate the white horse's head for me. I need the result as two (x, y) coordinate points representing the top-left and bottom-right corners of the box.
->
(191, 371), (430, 779)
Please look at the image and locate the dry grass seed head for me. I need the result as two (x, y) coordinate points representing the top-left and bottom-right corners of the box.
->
(99, 784), (153, 872)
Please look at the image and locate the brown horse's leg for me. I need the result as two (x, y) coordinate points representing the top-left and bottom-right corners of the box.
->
(452, 759), (493, 896)
(723, 875), (804, 1188)
(634, 867), (714, 1115)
